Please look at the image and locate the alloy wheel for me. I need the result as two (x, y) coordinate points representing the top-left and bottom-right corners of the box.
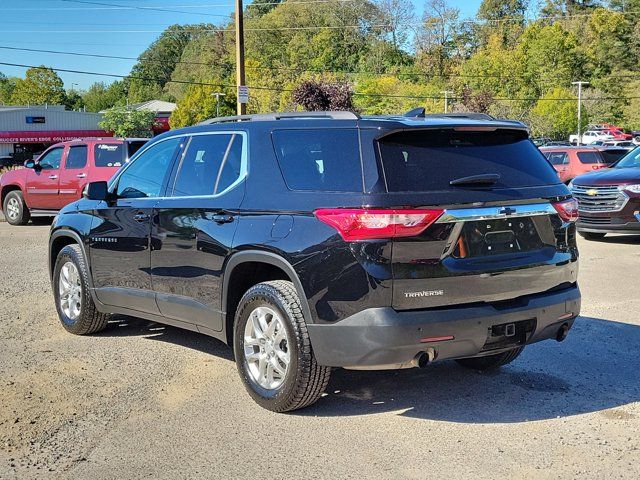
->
(59, 261), (82, 320)
(243, 306), (290, 390)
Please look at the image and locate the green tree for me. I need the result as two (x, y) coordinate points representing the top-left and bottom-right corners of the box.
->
(10, 66), (65, 105)
(529, 87), (581, 139)
(64, 89), (85, 111)
(127, 24), (215, 103)
(99, 107), (157, 138)
(477, 0), (528, 46)
(170, 82), (236, 128)
(0, 72), (16, 104)
(82, 81), (127, 112)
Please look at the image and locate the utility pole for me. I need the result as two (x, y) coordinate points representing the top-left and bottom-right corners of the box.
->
(441, 90), (454, 113)
(212, 92), (225, 117)
(572, 81), (589, 146)
(235, 0), (246, 115)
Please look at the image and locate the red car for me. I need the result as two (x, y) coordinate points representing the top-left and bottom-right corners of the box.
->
(1, 138), (147, 225)
(540, 146), (610, 184)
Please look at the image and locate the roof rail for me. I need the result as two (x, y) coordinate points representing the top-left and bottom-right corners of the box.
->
(199, 111), (360, 125)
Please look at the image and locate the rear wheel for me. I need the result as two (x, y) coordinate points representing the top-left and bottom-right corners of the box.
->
(53, 244), (109, 335)
(456, 347), (524, 371)
(234, 280), (331, 412)
(579, 231), (606, 240)
(3, 190), (30, 225)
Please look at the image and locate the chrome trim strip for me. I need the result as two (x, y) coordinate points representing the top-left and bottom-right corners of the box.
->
(435, 202), (556, 223)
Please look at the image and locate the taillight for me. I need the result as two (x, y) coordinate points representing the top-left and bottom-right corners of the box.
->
(552, 198), (579, 222)
(314, 208), (444, 241)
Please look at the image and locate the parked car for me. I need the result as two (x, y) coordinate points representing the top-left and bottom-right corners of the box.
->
(47, 111), (580, 412)
(1, 138), (147, 225)
(544, 140), (572, 147)
(532, 136), (552, 147)
(594, 146), (636, 165)
(602, 140), (635, 147)
(539, 146), (609, 183)
(569, 147), (640, 239)
(569, 130), (614, 145)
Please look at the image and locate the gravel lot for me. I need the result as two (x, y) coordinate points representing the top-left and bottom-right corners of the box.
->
(0, 221), (639, 479)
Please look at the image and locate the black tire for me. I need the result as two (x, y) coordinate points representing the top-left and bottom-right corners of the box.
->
(3, 190), (30, 225)
(579, 231), (606, 240)
(234, 280), (331, 412)
(53, 244), (109, 335)
(456, 346), (524, 371)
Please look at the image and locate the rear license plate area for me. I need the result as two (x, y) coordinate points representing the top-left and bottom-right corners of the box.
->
(453, 217), (544, 258)
(480, 319), (536, 352)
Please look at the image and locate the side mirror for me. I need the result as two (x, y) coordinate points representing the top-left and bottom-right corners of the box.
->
(24, 159), (36, 169)
(84, 181), (110, 201)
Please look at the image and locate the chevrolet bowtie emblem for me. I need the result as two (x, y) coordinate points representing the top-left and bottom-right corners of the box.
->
(586, 189), (598, 196)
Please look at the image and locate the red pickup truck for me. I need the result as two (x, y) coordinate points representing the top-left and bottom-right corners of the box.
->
(1, 138), (147, 225)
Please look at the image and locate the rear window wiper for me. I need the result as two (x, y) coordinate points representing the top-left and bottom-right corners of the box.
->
(449, 173), (501, 186)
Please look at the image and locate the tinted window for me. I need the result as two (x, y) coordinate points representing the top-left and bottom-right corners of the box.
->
(616, 148), (640, 168)
(378, 130), (559, 192)
(272, 129), (363, 192)
(94, 143), (124, 167)
(127, 141), (147, 160)
(599, 149), (629, 164)
(171, 134), (243, 197)
(577, 152), (604, 164)
(545, 152), (568, 165)
(116, 138), (180, 198)
(65, 145), (88, 169)
(38, 148), (63, 170)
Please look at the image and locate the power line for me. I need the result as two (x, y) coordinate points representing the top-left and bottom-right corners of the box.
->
(2, 61), (639, 102)
(5, 44), (640, 84)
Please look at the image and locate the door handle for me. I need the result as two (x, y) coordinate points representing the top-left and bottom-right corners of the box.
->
(76, 173), (87, 178)
(133, 212), (150, 223)
(213, 214), (234, 224)
(48, 174), (58, 180)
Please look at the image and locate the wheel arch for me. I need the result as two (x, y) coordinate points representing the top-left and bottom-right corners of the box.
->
(222, 250), (312, 346)
(49, 229), (91, 284)
(1, 184), (24, 207)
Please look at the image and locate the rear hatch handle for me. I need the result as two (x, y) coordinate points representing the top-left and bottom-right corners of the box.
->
(450, 173), (500, 186)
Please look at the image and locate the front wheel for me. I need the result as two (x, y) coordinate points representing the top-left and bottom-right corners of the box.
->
(53, 244), (109, 335)
(579, 231), (606, 240)
(234, 280), (331, 412)
(456, 347), (524, 371)
(3, 190), (30, 225)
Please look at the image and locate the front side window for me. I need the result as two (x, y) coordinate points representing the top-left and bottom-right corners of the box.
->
(65, 145), (88, 169)
(272, 129), (363, 192)
(38, 148), (64, 170)
(171, 134), (243, 197)
(116, 138), (181, 199)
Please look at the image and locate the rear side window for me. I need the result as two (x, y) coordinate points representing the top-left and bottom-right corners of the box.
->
(65, 145), (87, 169)
(171, 134), (244, 197)
(378, 129), (559, 192)
(545, 152), (568, 165)
(127, 141), (147, 160)
(577, 151), (605, 164)
(272, 129), (363, 192)
(94, 143), (124, 167)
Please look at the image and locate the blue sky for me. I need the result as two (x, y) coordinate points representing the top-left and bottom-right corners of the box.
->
(0, 0), (484, 91)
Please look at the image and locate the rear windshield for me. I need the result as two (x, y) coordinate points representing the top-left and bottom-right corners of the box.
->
(378, 129), (559, 192)
(576, 151), (605, 164)
(272, 128), (363, 192)
(94, 143), (124, 167)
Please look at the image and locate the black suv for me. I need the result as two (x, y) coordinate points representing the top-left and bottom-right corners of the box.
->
(48, 111), (581, 412)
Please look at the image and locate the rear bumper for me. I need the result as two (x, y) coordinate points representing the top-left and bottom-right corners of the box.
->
(307, 285), (581, 368)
